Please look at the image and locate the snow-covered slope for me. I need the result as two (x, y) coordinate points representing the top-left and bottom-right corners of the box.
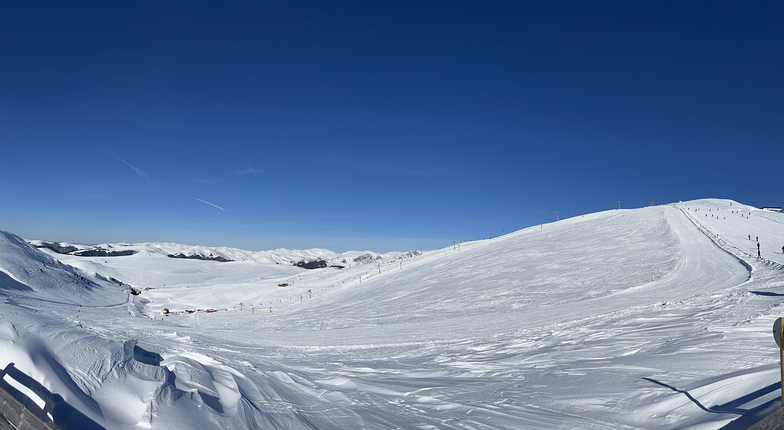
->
(1, 199), (783, 429)
(0, 231), (128, 306)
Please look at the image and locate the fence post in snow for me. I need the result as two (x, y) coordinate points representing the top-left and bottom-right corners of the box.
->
(774, 317), (784, 425)
(780, 317), (784, 424)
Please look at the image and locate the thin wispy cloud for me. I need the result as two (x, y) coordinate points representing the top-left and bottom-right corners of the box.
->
(106, 150), (149, 181)
(234, 168), (256, 175)
(194, 198), (226, 212)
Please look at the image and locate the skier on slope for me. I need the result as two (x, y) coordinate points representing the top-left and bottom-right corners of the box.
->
(757, 242), (761, 258)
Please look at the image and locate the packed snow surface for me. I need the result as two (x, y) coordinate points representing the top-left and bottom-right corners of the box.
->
(1, 199), (783, 429)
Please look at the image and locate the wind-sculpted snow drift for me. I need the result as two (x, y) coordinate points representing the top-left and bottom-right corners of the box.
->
(1, 199), (783, 429)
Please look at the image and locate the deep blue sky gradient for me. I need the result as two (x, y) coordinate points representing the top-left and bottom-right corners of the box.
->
(1, 1), (782, 252)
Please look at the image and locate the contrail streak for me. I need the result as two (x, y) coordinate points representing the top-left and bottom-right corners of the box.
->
(230, 127), (257, 177)
(194, 198), (226, 212)
(106, 150), (149, 181)
(240, 150), (256, 177)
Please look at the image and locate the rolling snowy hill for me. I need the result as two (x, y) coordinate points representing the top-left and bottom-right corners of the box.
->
(1, 199), (783, 429)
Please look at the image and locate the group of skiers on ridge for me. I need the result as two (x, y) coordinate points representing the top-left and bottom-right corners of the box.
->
(692, 204), (782, 259)
(747, 234), (784, 259)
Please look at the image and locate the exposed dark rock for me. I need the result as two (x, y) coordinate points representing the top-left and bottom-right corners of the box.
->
(395, 250), (422, 260)
(293, 259), (328, 269)
(353, 254), (381, 265)
(167, 253), (232, 262)
(32, 242), (78, 254)
(31, 242), (138, 257)
(73, 249), (137, 257)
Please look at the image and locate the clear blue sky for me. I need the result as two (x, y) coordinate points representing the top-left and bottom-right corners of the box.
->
(1, 1), (782, 252)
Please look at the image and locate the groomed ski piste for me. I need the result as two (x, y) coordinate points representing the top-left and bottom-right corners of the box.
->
(1, 198), (783, 429)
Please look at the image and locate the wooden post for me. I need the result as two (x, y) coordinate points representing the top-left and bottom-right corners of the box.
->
(776, 316), (784, 430)
(780, 317), (784, 419)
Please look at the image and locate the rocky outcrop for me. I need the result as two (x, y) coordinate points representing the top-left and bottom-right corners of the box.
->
(167, 253), (232, 262)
